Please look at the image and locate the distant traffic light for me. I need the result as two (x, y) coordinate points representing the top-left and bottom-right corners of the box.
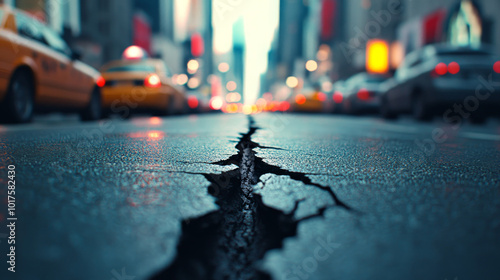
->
(366, 39), (389, 74)
(191, 33), (205, 57)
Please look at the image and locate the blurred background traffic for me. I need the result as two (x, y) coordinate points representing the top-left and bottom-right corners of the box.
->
(1, 0), (500, 123)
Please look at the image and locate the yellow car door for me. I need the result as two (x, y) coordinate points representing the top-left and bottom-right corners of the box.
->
(0, 8), (14, 97)
(41, 24), (88, 106)
(15, 12), (76, 107)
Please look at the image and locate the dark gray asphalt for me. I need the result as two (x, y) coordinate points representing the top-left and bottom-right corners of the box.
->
(0, 113), (499, 280)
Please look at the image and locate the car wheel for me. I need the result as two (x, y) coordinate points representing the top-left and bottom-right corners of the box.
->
(80, 87), (102, 121)
(2, 70), (35, 123)
(412, 93), (432, 121)
(380, 97), (397, 120)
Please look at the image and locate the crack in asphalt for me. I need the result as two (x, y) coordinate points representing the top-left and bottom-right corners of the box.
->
(150, 116), (351, 280)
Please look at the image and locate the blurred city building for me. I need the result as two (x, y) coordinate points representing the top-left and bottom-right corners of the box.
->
(78, 0), (133, 68)
(276, 0), (308, 79)
(266, 0), (500, 100)
(151, 0), (213, 92)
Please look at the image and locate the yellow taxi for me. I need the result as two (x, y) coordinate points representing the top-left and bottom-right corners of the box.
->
(290, 89), (327, 113)
(0, 5), (102, 123)
(99, 46), (187, 116)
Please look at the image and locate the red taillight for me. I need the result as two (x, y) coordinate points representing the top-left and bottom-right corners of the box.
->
(333, 91), (343, 103)
(188, 96), (199, 109)
(317, 92), (326, 102)
(295, 94), (306, 105)
(435, 63), (447, 76)
(448, 62), (460, 74)
(357, 88), (371, 100)
(96, 76), (105, 87)
(279, 101), (290, 112)
(145, 74), (161, 88)
(494, 61), (500, 74)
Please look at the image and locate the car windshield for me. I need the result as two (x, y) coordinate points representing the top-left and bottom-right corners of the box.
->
(105, 63), (156, 73)
(42, 25), (72, 56)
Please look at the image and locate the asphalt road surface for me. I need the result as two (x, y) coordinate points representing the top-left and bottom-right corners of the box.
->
(0, 113), (499, 280)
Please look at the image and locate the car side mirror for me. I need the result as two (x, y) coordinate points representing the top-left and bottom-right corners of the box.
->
(71, 50), (82, 61)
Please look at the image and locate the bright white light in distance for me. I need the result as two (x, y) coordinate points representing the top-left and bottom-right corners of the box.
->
(187, 77), (200, 89)
(218, 62), (230, 73)
(187, 59), (200, 74)
(210, 96), (224, 110)
(306, 60), (318, 72)
(286, 76), (299, 88)
(226, 81), (237, 91)
(176, 74), (188, 85)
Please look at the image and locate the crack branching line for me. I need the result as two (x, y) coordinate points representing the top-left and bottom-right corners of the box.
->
(213, 117), (351, 210)
(150, 116), (352, 280)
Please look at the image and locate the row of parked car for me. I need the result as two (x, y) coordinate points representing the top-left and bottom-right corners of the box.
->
(292, 44), (500, 123)
(0, 5), (196, 124)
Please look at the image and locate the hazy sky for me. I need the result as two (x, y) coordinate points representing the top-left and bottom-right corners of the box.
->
(212, 0), (280, 104)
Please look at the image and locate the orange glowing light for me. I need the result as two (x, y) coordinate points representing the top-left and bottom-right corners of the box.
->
(148, 131), (161, 139)
(149, 117), (161, 125)
(225, 103), (239, 113)
(295, 94), (306, 105)
(366, 39), (389, 74)
(251, 105), (259, 114)
(270, 101), (279, 112)
(390, 41), (404, 69)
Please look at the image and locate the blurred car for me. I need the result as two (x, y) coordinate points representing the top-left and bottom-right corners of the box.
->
(290, 87), (328, 113)
(342, 73), (389, 115)
(99, 47), (187, 117)
(331, 80), (346, 114)
(185, 89), (213, 113)
(380, 44), (500, 122)
(0, 5), (102, 123)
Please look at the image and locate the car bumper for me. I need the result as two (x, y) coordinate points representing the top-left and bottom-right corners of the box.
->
(430, 79), (500, 106)
(349, 96), (381, 112)
(101, 86), (171, 110)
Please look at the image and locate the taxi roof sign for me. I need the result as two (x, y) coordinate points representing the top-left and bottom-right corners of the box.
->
(122, 45), (148, 60)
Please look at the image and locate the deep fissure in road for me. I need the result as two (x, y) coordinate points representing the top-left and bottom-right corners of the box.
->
(150, 117), (351, 280)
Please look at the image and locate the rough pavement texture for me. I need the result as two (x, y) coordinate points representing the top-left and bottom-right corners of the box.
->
(0, 113), (499, 280)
